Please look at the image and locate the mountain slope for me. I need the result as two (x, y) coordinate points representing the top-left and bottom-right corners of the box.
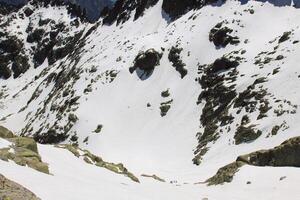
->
(1, 0), (300, 199)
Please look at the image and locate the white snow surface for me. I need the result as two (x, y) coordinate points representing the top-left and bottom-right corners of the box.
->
(1, 0), (300, 199)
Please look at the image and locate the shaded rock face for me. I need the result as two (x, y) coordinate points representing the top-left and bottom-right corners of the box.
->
(0, 174), (41, 200)
(0, 66), (11, 79)
(0, 4), (86, 79)
(0, 36), (28, 79)
(237, 136), (300, 167)
(0, 1), (23, 15)
(209, 22), (240, 47)
(102, 0), (159, 25)
(130, 49), (162, 72)
(12, 55), (30, 78)
(27, 19), (84, 68)
(162, 0), (222, 20)
(30, 0), (88, 21)
(72, 0), (113, 22)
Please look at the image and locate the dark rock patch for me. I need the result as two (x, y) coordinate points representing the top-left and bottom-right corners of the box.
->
(209, 57), (239, 74)
(162, 0), (223, 20)
(278, 31), (291, 43)
(160, 99), (173, 117)
(27, 28), (45, 43)
(234, 125), (262, 145)
(130, 49), (162, 76)
(0, 65), (12, 79)
(102, 0), (159, 25)
(206, 161), (245, 185)
(168, 46), (187, 78)
(12, 55), (30, 78)
(23, 7), (33, 17)
(34, 129), (69, 144)
(209, 23), (240, 47)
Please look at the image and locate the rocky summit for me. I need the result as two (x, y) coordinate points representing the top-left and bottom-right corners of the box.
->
(1, 0), (300, 199)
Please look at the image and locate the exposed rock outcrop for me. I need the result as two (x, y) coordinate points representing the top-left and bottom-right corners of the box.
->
(0, 126), (14, 139)
(130, 48), (162, 73)
(194, 55), (240, 165)
(102, 0), (159, 25)
(237, 136), (300, 167)
(162, 0), (223, 20)
(234, 125), (262, 145)
(0, 128), (49, 174)
(207, 136), (300, 185)
(168, 46), (187, 78)
(56, 144), (140, 183)
(209, 22), (240, 47)
(0, 174), (41, 200)
(206, 161), (245, 185)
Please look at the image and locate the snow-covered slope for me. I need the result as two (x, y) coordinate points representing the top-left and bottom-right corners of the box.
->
(1, 0), (300, 199)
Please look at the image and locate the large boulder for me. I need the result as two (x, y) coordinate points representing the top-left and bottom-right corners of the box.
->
(130, 49), (162, 72)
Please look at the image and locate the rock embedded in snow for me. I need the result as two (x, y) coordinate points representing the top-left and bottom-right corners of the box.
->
(206, 161), (245, 185)
(278, 31), (291, 43)
(130, 48), (162, 73)
(234, 125), (262, 145)
(209, 56), (239, 74)
(168, 46), (187, 78)
(209, 22), (240, 47)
